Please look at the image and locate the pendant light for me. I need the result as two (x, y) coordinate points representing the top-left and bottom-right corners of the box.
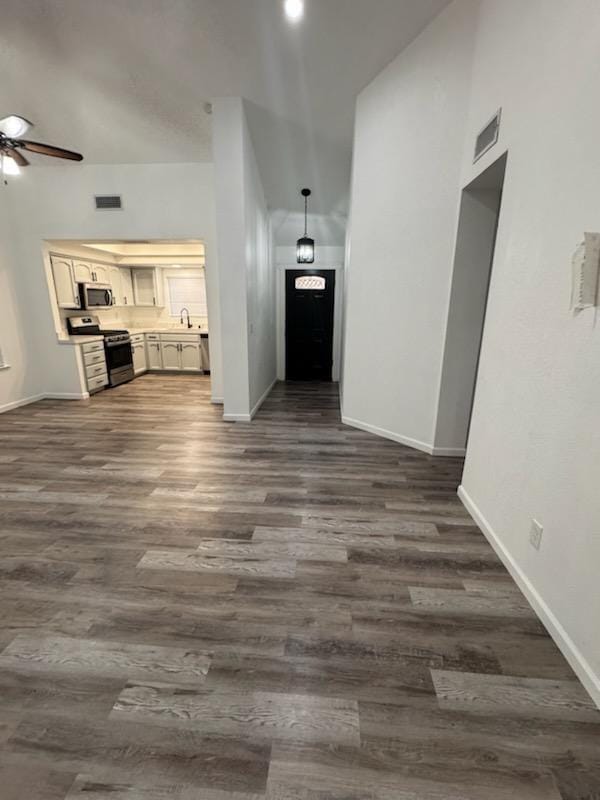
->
(296, 188), (315, 264)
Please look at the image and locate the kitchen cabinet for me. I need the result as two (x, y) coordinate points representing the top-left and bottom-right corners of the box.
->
(146, 338), (163, 370)
(161, 342), (181, 370)
(73, 261), (110, 284)
(132, 341), (147, 375)
(181, 341), (202, 371)
(109, 266), (122, 306)
(51, 256), (81, 310)
(80, 340), (108, 394)
(132, 268), (162, 307)
(156, 334), (203, 372)
(121, 268), (134, 306)
(93, 264), (110, 284)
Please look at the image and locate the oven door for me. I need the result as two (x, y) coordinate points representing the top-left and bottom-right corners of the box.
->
(105, 340), (134, 386)
(82, 284), (113, 308)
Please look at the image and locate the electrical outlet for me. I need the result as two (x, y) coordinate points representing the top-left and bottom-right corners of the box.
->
(530, 519), (543, 551)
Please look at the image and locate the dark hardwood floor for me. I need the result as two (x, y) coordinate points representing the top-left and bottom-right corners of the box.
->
(0, 375), (598, 799)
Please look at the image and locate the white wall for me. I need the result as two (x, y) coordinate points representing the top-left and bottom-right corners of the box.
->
(213, 98), (276, 421)
(341, 0), (480, 453)
(0, 190), (39, 411)
(343, 0), (600, 705)
(275, 246), (345, 382)
(5, 162), (223, 403)
(457, 0), (600, 705)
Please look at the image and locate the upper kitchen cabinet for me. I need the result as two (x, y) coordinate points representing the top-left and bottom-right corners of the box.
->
(132, 268), (163, 307)
(120, 269), (134, 307)
(50, 256), (81, 310)
(73, 261), (110, 285)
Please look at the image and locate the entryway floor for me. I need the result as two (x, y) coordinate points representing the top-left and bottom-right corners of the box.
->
(0, 375), (598, 799)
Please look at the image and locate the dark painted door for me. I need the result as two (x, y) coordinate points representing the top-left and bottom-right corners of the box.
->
(286, 270), (335, 381)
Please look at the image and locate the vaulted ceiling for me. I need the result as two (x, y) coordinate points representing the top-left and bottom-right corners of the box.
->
(1, 0), (451, 214)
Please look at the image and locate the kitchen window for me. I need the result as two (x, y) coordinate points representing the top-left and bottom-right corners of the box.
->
(167, 275), (208, 318)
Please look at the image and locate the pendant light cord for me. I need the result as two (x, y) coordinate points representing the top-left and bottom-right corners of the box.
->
(304, 193), (308, 236)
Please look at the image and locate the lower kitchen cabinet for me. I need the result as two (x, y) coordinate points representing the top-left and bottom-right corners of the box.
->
(132, 341), (147, 375)
(143, 333), (206, 374)
(146, 338), (163, 370)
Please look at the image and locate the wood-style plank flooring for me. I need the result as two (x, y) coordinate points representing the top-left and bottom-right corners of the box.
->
(0, 375), (598, 799)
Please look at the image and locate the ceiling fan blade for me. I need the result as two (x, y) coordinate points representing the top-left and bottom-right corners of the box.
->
(18, 140), (83, 161)
(4, 147), (29, 167)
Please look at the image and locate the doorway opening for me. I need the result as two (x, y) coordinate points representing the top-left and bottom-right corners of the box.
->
(434, 152), (508, 455)
(285, 269), (336, 381)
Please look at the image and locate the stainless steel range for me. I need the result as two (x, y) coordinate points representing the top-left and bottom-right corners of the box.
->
(68, 315), (135, 388)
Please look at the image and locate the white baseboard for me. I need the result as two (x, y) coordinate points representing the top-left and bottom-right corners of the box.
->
(342, 415), (434, 455)
(0, 393), (45, 414)
(223, 412), (252, 423)
(1, 391), (94, 414)
(45, 392), (90, 401)
(222, 378), (277, 424)
(250, 378), (277, 420)
(458, 485), (600, 709)
(431, 446), (467, 457)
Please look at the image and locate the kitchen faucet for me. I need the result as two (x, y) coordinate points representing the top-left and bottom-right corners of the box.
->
(180, 308), (193, 329)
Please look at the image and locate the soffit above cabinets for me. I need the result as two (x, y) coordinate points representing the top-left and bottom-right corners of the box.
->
(45, 240), (206, 269)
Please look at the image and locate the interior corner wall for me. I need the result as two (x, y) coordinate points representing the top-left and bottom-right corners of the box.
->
(457, 0), (600, 705)
(0, 191), (39, 411)
(341, 0), (480, 453)
(213, 98), (276, 421)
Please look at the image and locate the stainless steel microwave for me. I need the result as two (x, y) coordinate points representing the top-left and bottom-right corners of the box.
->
(79, 283), (113, 309)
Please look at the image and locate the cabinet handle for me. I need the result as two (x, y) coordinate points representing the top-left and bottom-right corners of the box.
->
(153, 297), (156, 305)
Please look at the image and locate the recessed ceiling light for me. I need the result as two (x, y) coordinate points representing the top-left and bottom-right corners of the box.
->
(284, 0), (304, 22)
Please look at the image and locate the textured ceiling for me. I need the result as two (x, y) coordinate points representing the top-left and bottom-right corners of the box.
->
(1, 0), (451, 213)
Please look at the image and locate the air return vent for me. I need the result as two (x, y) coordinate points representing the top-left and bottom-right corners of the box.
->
(474, 109), (501, 163)
(94, 195), (122, 210)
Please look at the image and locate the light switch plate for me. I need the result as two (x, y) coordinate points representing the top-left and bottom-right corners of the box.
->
(530, 519), (543, 551)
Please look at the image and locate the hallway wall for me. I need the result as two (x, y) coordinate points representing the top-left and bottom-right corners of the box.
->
(213, 98), (276, 421)
(341, 0), (480, 453)
(458, 0), (600, 705)
(343, 0), (600, 705)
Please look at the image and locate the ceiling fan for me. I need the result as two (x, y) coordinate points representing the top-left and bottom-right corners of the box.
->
(0, 115), (83, 178)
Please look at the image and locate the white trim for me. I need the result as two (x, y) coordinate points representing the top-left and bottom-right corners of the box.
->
(211, 396), (224, 405)
(458, 485), (600, 709)
(223, 412), (252, 423)
(222, 377), (277, 424)
(45, 392), (90, 401)
(342, 415), (433, 455)
(342, 415), (464, 458)
(249, 377), (277, 420)
(431, 446), (467, 457)
(0, 394), (45, 414)
(0, 390), (94, 414)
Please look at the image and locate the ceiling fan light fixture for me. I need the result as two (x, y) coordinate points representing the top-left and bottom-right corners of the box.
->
(1, 155), (21, 176)
(284, 0), (304, 22)
(0, 115), (32, 138)
(297, 188), (315, 264)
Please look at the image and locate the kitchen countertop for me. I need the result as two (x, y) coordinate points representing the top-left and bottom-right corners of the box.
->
(127, 328), (209, 335)
(62, 329), (209, 343)
(66, 335), (105, 344)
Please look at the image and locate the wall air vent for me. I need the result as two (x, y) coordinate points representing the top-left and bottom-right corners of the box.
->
(94, 195), (122, 210)
(474, 109), (501, 163)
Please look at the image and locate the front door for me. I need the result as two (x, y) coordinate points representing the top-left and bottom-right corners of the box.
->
(286, 270), (335, 381)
